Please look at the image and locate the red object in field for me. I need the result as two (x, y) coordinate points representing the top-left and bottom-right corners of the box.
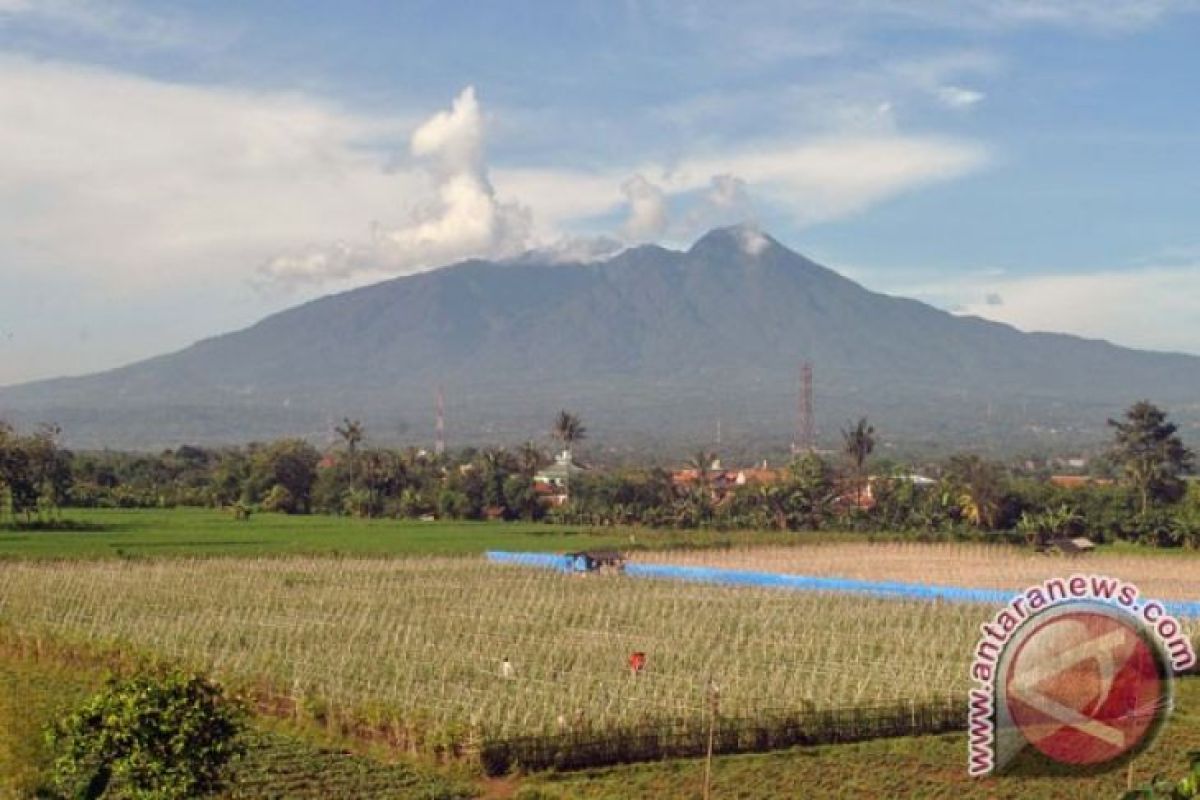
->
(629, 651), (647, 674)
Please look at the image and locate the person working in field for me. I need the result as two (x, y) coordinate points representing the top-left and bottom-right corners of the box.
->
(501, 656), (515, 680)
(628, 651), (647, 676)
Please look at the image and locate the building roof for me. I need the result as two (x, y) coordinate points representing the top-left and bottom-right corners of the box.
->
(1048, 475), (1114, 489)
(534, 450), (586, 482)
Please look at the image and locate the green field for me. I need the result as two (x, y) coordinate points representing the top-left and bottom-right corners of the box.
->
(0, 507), (812, 560)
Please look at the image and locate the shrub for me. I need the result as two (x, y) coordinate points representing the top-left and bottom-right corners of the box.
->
(46, 669), (244, 799)
(261, 484), (297, 514)
(1122, 750), (1200, 798)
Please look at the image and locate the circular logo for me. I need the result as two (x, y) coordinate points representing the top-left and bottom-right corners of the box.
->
(1002, 605), (1170, 767)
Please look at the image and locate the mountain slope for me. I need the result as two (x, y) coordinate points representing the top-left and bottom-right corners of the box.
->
(3, 227), (1198, 452)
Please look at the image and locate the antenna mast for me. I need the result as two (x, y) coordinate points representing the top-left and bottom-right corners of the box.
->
(792, 362), (815, 454)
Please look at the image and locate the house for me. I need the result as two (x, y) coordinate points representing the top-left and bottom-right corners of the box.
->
(670, 460), (783, 503)
(533, 450), (587, 506)
(1048, 475), (1114, 489)
(835, 474), (937, 511)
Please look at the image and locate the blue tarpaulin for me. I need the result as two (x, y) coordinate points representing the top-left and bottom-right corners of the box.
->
(485, 550), (1200, 618)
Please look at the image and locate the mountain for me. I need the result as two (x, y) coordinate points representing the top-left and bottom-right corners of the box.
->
(3, 226), (1198, 454)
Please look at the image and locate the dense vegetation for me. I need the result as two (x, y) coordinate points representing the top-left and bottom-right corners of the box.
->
(3, 402), (1195, 548)
(46, 670), (244, 799)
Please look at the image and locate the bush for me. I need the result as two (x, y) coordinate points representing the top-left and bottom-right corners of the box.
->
(46, 669), (244, 799)
(261, 484), (297, 514)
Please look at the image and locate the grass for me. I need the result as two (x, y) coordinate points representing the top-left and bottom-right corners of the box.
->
(0, 507), (810, 561)
(517, 677), (1200, 799)
(0, 648), (97, 797)
(0, 648), (474, 799)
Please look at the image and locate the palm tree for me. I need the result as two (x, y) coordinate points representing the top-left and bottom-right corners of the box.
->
(334, 417), (365, 487)
(840, 417), (875, 506)
(551, 411), (586, 501)
(551, 410), (586, 457)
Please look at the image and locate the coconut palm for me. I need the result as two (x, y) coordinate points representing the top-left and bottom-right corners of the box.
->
(551, 411), (586, 501)
(551, 411), (586, 457)
(840, 417), (875, 506)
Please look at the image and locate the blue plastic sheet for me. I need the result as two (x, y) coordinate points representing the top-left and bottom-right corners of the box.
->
(484, 551), (1200, 618)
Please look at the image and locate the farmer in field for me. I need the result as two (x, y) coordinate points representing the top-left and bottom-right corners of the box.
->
(501, 656), (515, 680)
(629, 651), (646, 677)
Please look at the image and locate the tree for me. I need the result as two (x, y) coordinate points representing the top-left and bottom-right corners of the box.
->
(517, 441), (545, 478)
(478, 447), (516, 511)
(945, 455), (1009, 530)
(246, 440), (320, 514)
(787, 453), (837, 530)
(335, 418), (365, 487)
(0, 422), (72, 523)
(677, 449), (717, 524)
(551, 410), (586, 456)
(840, 417), (876, 506)
(1109, 401), (1195, 515)
(551, 410), (587, 501)
(47, 670), (244, 800)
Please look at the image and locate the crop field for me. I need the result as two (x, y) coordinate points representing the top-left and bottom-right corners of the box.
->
(0, 507), (801, 560)
(523, 676), (1200, 800)
(633, 542), (1200, 602)
(0, 557), (987, 748)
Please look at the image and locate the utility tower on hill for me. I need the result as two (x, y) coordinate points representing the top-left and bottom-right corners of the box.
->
(792, 362), (815, 455)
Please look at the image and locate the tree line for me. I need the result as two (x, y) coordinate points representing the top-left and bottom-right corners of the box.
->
(1, 402), (1196, 547)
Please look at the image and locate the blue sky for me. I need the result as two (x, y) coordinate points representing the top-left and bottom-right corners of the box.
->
(1, 0), (1198, 384)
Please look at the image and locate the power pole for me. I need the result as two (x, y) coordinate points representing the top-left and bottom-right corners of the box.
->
(703, 677), (720, 800)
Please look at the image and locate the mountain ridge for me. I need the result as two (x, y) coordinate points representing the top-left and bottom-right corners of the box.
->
(3, 226), (1197, 453)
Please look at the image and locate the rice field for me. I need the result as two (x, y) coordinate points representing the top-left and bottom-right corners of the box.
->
(632, 542), (1200, 603)
(0, 556), (985, 745)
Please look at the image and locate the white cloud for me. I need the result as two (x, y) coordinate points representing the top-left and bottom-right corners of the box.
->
(973, 0), (1191, 32)
(495, 135), (988, 240)
(620, 174), (669, 240)
(0, 55), (983, 297)
(0, 0), (207, 51)
(918, 267), (1200, 355)
(936, 85), (986, 108)
(736, 225), (770, 256)
(0, 54), (414, 294)
(675, 136), (989, 225)
(262, 86), (534, 286)
(707, 174), (751, 210)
